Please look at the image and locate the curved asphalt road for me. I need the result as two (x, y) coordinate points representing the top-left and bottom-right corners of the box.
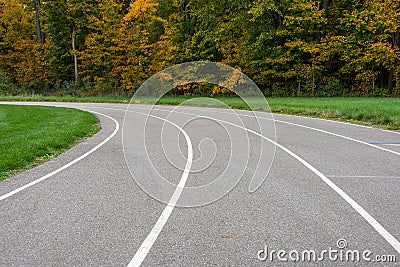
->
(0, 102), (399, 266)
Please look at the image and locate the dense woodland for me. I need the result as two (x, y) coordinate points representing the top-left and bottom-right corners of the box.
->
(0, 0), (399, 96)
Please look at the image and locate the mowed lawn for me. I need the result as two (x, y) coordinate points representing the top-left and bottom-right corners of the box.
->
(0, 105), (99, 181)
(262, 97), (400, 130)
(0, 96), (399, 129)
(156, 97), (400, 130)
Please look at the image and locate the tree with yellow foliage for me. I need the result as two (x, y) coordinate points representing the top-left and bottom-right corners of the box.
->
(0, 0), (51, 90)
(117, 0), (165, 91)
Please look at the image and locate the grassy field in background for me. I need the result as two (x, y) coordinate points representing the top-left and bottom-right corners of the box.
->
(1, 95), (400, 129)
(0, 105), (99, 181)
(265, 97), (400, 130)
(158, 97), (400, 130)
(0, 95), (131, 104)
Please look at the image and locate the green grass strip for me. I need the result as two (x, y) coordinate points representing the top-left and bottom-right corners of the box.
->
(0, 105), (99, 181)
(0, 95), (399, 130)
(130, 96), (400, 130)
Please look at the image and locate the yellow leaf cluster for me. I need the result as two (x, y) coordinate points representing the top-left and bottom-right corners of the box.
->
(124, 0), (158, 21)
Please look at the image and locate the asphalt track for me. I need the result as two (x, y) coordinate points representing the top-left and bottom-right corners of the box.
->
(0, 102), (399, 266)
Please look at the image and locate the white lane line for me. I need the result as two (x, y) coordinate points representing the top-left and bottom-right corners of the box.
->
(190, 113), (400, 255)
(136, 107), (400, 255)
(79, 107), (193, 266)
(153, 105), (400, 157)
(0, 104), (192, 267)
(123, 109), (193, 267)
(112, 104), (400, 156)
(129, 103), (375, 129)
(382, 129), (400, 135)
(381, 144), (400, 147)
(275, 112), (375, 129)
(276, 112), (400, 136)
(328, 175), (400, 179)
(0, 110), (119, 201)
(271, 119), (400, 156)
(90, 106), (400, 255)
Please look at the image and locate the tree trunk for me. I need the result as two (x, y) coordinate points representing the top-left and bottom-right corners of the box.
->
(390, 17), (400, 92)
(321, 0), (330, 39)
(312, 71), (315, 95)
(315, 0), (329, 44)
(314, 25), (321, 44)
(388, 70), (393, 92)
(32, 0), (44, 43)
(72, 25), (78, 83)
(395, 20), (400, 47)
(379, 67), (384, 89)
(298, 81), (301, 96)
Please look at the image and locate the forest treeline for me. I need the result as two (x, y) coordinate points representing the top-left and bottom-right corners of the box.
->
(0, 0), (399, 97)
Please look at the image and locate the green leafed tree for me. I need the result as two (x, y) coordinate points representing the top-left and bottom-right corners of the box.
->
(81, 0), (123, 88)
(322, 0), (400, 94)
(0, 0), (51, 90)
(42, 0), (98, 84)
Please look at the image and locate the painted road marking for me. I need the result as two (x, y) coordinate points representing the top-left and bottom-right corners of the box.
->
(159, 105), (400, 157)
(0, 104), (193, 267)
(2, 103), (399, 264)
(142, 107), (400, 256)
(369, 142), (400, 147)
(122, 109), (193, 267)
(328, 175), (400, 179)
(369, 142), (400, 145)
(93, 104), (400, 157)
(0, 110), (120, 201)
(90, 106), (400, 259)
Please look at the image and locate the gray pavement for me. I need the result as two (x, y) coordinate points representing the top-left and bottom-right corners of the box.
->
(0, 102), (399, 266)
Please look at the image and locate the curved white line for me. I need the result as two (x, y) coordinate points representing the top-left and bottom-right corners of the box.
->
(72, 106), (193, 266)
(156, 103), (400, 134)
(0, 110), (120, 201)
(231, 111), (400, 157)
(124, 109), (193, 267)
(152, 105), (400, 157)
(160, 109), (400, 255)
(103, 104), (400, 156)
(272, 119), (400, 156)
(277, 112), (400, 135)
(89, 106), (400, 255)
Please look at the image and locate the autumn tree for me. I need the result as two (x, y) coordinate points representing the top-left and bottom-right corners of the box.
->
(32, 0), (44, 43)
(81, 0), (123, 89)
(0, 0), (399, 96)
(42, 0), (98, 84)
(323, 0), (400, 94)
(116, 0), (165, 91)
(0, 0), (50, 89)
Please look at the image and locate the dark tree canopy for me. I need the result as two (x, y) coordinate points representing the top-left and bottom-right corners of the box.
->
(0, 0), (399, 96)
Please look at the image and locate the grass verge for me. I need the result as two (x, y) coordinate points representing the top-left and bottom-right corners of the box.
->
(0, 95), (131, 104)
(267, 98), (400, 130)
(1, 95), (399, 130)
(156, 97), (400, 130)
(0, 104), (99, 181)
